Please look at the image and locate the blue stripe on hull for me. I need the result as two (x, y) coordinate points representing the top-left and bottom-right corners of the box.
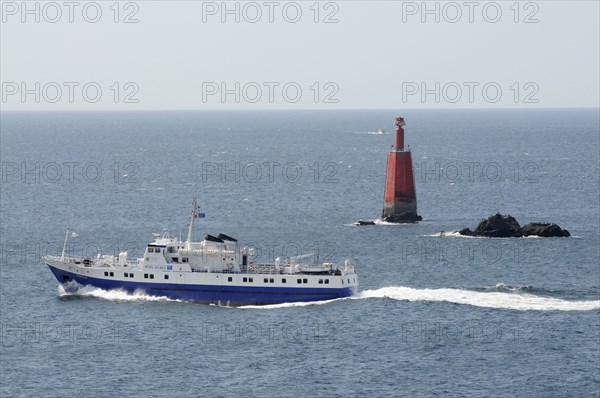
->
(47, 265), (357, 305)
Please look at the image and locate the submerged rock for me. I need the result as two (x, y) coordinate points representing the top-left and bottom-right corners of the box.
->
(355, 220), (376, 226)
(381, 212), (423, 224)
(458, 213), (570, 238)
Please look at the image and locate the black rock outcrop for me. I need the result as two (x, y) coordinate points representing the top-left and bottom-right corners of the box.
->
(458, 213), (570, 238)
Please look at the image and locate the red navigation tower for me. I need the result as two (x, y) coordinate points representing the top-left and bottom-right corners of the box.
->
(381, 116), (422, 223)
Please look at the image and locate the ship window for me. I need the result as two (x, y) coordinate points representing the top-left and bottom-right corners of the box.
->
(168, 247), (175, 253)
(282, 278), (286, 283)
(182, 258), (188, 263)
(104, 271), (108, 276)
(150, 274), (154, 279)
(249, 278), (253, 282)
(341, 279), (344, 284)
(318, 279), (323, 284)
(124, 273), (129, 277)
(297, 279), (302, 284)
(156, 248), (161, 253)
(264, 278), (268, 283)
(228, 277), (233, 282)
(348, 279), (350, 284)
(130, 273), (134, 278)
(110, 272), (114, 277)
(173, 257), (179, 263)
(303, 279), (308, 284)
(243, 277), (248, 282)
(148, 247), (154, 253)
(325, 279), (329, 284)
(144, 274), (148, 278)
(269, 278), (274, 283)
(164, 275), (169, 280)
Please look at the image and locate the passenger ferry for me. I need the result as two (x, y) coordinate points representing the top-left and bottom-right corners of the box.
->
(43, 200), (359, 305)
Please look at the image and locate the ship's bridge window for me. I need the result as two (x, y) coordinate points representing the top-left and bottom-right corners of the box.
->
(155, 248), (161, 254)
(168, 247), (175, 253)
(148, 247), (154, 253)
(182, 258), (188, 263)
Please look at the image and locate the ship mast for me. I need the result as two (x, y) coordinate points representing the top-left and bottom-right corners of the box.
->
(186, 198), (198, 249)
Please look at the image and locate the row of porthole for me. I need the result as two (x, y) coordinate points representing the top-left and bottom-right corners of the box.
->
(229, 277), (330, 285)
(104, 271), (170, 280)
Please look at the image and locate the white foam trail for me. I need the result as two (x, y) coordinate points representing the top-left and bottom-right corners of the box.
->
(241, 297), (345, 309)
(58, 285), (180, 302)
(426, 231), (465, 237)
(374, 219), (419, 226)
(357, 286), (600, 311)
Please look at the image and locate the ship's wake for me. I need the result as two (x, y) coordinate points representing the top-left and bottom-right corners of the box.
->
(356, 286), (600, 311)
(57, 283), (599, 311)
(58, 284), (181, 302)
(243, 285), (599, 311)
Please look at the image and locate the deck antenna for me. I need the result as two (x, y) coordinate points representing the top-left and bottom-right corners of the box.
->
(60, 228), (78, 261)
(186, 198), (198, 250)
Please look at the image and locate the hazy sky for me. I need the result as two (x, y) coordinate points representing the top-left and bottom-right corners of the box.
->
(1, 1), (599, 110)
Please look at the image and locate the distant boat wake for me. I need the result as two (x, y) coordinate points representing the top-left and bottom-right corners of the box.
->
(58, 284), (599, 311)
